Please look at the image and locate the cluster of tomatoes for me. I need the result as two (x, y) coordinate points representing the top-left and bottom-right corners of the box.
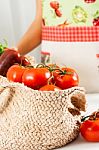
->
(6, 62), (99, 142)
(6, 63), (79, 91)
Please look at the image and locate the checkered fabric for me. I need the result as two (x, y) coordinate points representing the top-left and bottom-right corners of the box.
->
(42, 26), (99, 42)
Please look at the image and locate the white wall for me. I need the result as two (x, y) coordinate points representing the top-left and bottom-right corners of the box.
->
(0, 0), (40, 62)
(9, 0), (36, 43)
(0, 0), (15, 46)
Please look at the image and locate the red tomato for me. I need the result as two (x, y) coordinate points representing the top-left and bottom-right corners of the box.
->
(54, 67), (79, 89)
(39, 84), (61, 91)
(22, 68), (51, 89)
(7, 65), (26, 83)
(80, 112), (99, 142)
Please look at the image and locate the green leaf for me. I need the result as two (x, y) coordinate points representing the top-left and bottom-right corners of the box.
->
(0, 39), (8, 55)
(93, 10), (99, 19)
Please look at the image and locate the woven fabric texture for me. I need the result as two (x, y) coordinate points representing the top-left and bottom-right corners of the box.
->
(0, 76), (86, 150)
(42, 26), (99, 42)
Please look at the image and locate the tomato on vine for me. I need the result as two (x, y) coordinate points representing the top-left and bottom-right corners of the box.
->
(22, 68), (51, 90)
(80, 111), (99, 142)
(53, 67), (79, 89)
(39, 84), (61, 91)
(7, 64), (26, 83)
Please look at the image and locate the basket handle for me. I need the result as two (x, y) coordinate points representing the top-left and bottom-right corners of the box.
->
(0, 86), (14, 113)
(68, 91), (86, 116)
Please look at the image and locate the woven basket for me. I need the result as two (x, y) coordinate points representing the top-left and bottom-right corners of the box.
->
(0, 76), (86, 150)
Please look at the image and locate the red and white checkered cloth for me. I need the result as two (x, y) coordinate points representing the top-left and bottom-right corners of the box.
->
(42, 26), (99, 42)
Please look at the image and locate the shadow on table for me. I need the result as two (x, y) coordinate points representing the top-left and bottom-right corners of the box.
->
(56, 134), (99, 150)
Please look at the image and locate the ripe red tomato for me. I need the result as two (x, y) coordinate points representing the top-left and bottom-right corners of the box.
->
(39, 84), (61, 91)
(7, 65), (26, 83)
(22, 68), (51, 89)
(80, 111), (99, 142)
(54, 67), (79, 89)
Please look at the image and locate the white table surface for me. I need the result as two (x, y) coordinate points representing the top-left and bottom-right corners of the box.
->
(57, 93), (99, 150)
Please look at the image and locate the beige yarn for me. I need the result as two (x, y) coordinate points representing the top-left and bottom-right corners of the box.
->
(0, 76), (86, 150)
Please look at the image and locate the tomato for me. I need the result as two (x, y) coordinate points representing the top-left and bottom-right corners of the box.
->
(80, 111), (99, 142)
(7, 65), (26, 83)
(39, 84), (61, 91)
(22, 68), (51, 89)
(54, 67), (79, 89)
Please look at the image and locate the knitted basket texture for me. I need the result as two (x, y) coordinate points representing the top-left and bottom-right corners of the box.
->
(0, 76), (86, 150)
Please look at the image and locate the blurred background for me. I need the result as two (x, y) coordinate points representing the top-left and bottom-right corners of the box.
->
(0, 0), (40, 61)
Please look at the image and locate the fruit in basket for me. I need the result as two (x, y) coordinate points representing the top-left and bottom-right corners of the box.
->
(22, 68), (51, 90)
(39, 84), (61, 91)
(53, 67), (79, 89)
(7, 64), (26, 83)
(80, 111), (99, 142)
(0, 49), (21, 76)
(6, 63), (79, 90)
(0, 77), (86, 149)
